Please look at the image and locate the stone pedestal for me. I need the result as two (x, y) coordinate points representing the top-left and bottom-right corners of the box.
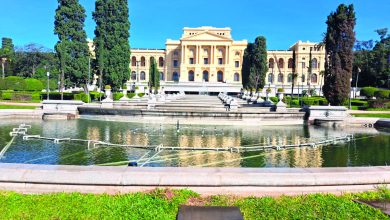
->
(304, 106), (349, 125)
(119, 89), (130, 101)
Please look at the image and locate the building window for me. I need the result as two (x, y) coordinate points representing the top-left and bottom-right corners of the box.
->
(173, 50), (178, 57)
(188, 71), (195, 82)
(302, 62), (306, 69)
(173, 72), (179, 82)
(235, 61), (240, 68)
(278, 73), (283, 83)
(302, 74), (305, 83)
(140, 71), (146, 80)
(173, 60), (178, 67)
(203, 71), (209, 82)
(159, 57), (164, 67)
(160, 72), (165, 81)
(217, 71), (224, 82)
(288, 73), (293, 83)
(131, 71), (136, 80)
(218, 58), (223, 65)
(311, 58), (318, 69)
(204, 58), (209, 65)
(269, 58), (274, 68)
(203, 49), (208, 56)
(141, 57), (146, 67)
(268, 73), (274, 83)
(234, 73), (240, 82)
(288, 58), (293, 68)
(131, 56), (137, 66)
(189, 58), (194, 64)
(311, 73), (318, 83)
(218, 49), (223, 56)
(278, 58), (284, 68)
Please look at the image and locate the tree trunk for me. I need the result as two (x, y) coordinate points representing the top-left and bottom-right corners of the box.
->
(1, 61), (4, 79)
(61, 68), (65, 100)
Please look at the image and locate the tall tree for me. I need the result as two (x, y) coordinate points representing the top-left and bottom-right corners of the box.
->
(0, 38), (15, 78)
(323, 4), (356, 105)
(93, 0), (131, 90)
(54, 0), (89, 96)
(242, 36), (268, 92)
(148, 57), (159, 93)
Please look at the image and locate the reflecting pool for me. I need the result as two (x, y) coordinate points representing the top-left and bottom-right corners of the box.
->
(0, 118), (389, 167)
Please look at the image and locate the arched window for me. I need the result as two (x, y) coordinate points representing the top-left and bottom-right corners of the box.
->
(268, 73), (274, 83)
(311, 58), (318, 69)
(217, 71), (224, 82)
(160, 72), (165, 81)
(235, 51), (240, 57)
(278, 58), (284, 68)
(288, 58), (293, 68)
(140, 71), (146, 80)
(278, 73), (283, 83)
(131, 56), (137, 66)
(311, 73), (318, 83)
(203, 71), (209, 82)
(173, 50), (178, 57)
(234, 73), (240, 82)
(150, 57), (154, 65)
(188, 70), (195, 81)
(301, 74), (305, 83)
(141, 57), (146, 67)
(131, 71), (136, 80)
(173, 72), (179, 82)
(288, 73), (293, 83)
(269, 58), (274, 68)
(159, 57), (164, 67)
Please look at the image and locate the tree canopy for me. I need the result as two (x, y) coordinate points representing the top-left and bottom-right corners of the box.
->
(148, 57), (159, 93)
(323, 4), (356, 105)
(54, 0), (90, 90)
(242, 36), (268, 92)
(93, 0), (131, 90)
(0, 38), (15, 78)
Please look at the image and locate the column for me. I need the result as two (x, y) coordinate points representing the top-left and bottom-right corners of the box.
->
(210, 45), (214, 65)
(225, 46), (228, 65)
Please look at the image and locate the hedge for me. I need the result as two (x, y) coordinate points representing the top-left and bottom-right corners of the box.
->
(74, 93), (90, 103)
(360, 87), (379, 99)
(0, 91), (41, 101)
(368, 100), (390, 109)
(0, 76), (26, 91)
(374, 90), (390, 99)
(113, 93), (124, 101)
(25, 78), (44, 91)
(90, 92), (103, 101)
(40, 92), (74, 100)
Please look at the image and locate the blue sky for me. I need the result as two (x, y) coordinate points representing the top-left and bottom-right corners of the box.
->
(0, 0), (389, 50)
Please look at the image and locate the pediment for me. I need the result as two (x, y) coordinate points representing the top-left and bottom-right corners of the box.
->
(181, 32), (232, 41)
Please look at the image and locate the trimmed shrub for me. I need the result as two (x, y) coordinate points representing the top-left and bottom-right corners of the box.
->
(90, 92), (103, 101)
(360, 87), (379, 99)
(138, 93), (145, 97)
(113, 92), (124, 101)
(25, 78), (44, 91)
(277, 88), (285, 93)
(41, 92), (74, 100)
(374, 90), (390, 100)
(127, 93), (136, 99)
(3, 76), (26, 91)
(368, 100), (390, 109)
(32, 92), (41, 101)
(270, 97), (278, 103)
(74, 93), (90, 103)
(1, 91), (13, 100)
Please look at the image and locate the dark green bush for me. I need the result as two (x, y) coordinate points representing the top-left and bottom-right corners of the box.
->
(374, 90), (390, 100)
(291, 100), (299, 106)
(41, 92), (74, 100)
(360, 87), (379, 99)
(25, 78), (44, 91)
(127, 93), (136, 99)
(1, 91), (12, 100)
(113, 92), (124, 101)
(138, 93), (145, 97)
(74, 93), (90, 103)
(32, 92), (41, 101)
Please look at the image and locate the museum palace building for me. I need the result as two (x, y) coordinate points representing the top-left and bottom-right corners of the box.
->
(127, 26), (326, 94)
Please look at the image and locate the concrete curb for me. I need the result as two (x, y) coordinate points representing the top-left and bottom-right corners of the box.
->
(0, 164), (389, 195)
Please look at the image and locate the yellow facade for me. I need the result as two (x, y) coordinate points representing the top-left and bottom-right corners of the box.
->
(127, 26), (326, 94)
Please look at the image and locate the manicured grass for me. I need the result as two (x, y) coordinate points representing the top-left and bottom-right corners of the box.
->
(352, 113), (390, 118)
(0, 99), (42, 103)
(0, 189), (388, 219)
(0, 105), (37, 109)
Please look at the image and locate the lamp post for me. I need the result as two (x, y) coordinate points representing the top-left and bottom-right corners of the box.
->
(349, 78), (353, 109)
(46, 72), (50, 101)
(354, 67), (361, 98)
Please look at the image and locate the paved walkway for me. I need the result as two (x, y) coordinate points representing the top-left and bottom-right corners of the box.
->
(0, 163), (389, 196)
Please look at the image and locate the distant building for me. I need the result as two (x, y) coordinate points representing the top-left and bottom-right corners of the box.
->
(91, 26), (326, 94)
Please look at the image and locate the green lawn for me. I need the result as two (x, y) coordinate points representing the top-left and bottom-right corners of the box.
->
(0, 105), (38, 110)
(0, 189), (388, 219)
(352, 113), (390, 118)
